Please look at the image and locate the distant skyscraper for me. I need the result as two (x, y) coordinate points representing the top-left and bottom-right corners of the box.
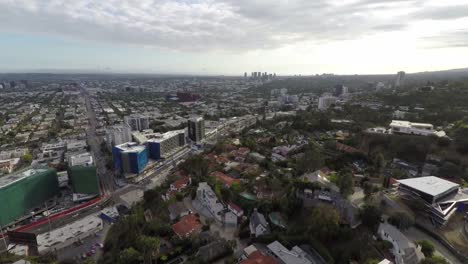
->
(244, 72), (248, 78)
(124, 114), (150, 131)
(395, 71), (406, 88)
(318, 96), (337, 110)
(188, 117), (205, 143)
(334, 84), (349, 96)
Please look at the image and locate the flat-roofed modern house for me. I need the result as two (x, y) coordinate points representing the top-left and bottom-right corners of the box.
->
(397, 176), (468, 226)
(389, 120), (446, 137)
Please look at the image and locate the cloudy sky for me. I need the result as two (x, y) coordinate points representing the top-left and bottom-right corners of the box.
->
(1, 0), (468, 75)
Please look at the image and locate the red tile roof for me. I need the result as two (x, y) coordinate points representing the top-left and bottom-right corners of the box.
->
(228, 202), (243, 214)
(241, 251), (278, 264)
(211, 171), (240, 187)
(336, 142), (365, 154)
(172, 176), (191, 190)
(171, 214), (202, 238)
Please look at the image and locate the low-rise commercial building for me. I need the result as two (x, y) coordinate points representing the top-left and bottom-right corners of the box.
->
(389, 120), (446, 137)
(397, 176), (468, 226)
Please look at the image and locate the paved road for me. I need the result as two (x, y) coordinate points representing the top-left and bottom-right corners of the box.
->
(82, 87), (115, 196)
(403, 227), (459, 264)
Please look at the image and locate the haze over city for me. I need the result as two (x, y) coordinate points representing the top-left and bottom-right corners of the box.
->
(1, 0), (468, 74)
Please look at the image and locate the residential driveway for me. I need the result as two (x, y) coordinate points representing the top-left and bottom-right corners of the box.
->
(403, 227), (459, 264)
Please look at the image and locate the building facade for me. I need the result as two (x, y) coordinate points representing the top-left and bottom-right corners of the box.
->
(0, 168), (59, 226)
(147, 130), (186, 160)
(112, 142), (149, 176)
(188, 117), (205, 142)
(124, 115), (150, 131)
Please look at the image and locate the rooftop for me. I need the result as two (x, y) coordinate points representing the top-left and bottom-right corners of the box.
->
(172, 214), (202, 237)
(69, 152), (94, 167)
(390, 120), (433, 128)
(0, 168), (51, 189)
(267, 241), (312, 264)
(115, 142), (146, 153)
(398, 176), (459, 197)
(241, 250), (278, 264)
(147, 130), (185, 143)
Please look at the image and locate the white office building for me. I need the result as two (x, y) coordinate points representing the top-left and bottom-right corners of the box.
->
(318, 96), (337, 110)
(389, 120), (446, 137)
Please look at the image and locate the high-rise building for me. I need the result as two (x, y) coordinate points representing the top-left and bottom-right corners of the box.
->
(106, 124), (132, 149)
(318, 96), (337, 110)
(334, 84), (349, 97)
(188, 117), (205, 142)
(112, 142), (148, 176)
(147, 130), (186, 160)
(395, 71), (406, 88)
(244, 72), (248, 78)
(124, 114), (150, 131)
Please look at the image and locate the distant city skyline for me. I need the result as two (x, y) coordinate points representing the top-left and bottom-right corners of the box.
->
(1, 0), (468, 75)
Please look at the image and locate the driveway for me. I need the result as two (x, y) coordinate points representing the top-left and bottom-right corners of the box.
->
(403, 227), (459, 264)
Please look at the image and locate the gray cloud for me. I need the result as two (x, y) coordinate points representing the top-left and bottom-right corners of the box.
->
(0, 0), (467, 51)
(415, 5), (468, 20)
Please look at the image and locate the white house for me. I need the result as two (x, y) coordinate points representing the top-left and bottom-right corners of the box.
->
(196, 182), (224, 221)
(378, 222), (424, 264)
(389, 120), (446, 137)
(249, 208), (270, 237)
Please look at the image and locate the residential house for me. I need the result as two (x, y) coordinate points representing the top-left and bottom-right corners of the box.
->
(240, 250), (278, 264)
(171, 214), (203, 238)
(196, 182), (224, 221)
(378, 222), (425, 264)
(211, 171), (240, 188)
(267, 240), (314, 264)
(228, 202), (244, 218)
(170, 176), (191, 192)
(249, 208), (270, 237)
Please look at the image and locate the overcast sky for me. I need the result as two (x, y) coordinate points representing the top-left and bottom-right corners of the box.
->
(1, 0), (468, 75)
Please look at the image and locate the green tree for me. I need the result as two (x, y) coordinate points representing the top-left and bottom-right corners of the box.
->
(360, 205), (382, 232)
(179, 155), (208, 180)
(119, 247), (142, 264)
(388, 211), (414, 230)
(363, 182), (378, 200)
(138, 235), (161, 264)
(416, 240), (435, 258)
(420, 256), (450, 264)
(21, 153), (33, 163)
(306, 205), (340, 241)
(337, 169), (354, 197)
(296, 144), (324, 175)
(438, 162), (463, 179)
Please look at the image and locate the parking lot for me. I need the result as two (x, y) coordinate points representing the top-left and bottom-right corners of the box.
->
(56, 221), (111, 263)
